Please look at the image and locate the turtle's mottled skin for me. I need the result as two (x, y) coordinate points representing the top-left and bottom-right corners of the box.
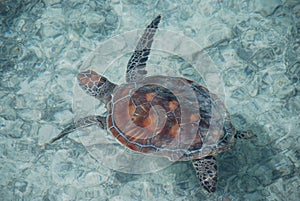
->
(50, 15), (251, 193)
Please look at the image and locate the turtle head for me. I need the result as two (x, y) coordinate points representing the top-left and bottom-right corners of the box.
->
(77, 70), (116, 104)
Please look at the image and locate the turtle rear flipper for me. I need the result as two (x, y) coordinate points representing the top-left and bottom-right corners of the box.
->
(49, 115), (106, 144)
(192, 156), (217, 193)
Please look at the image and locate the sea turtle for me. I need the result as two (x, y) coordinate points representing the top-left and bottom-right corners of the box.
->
(49, 15), (251, 193)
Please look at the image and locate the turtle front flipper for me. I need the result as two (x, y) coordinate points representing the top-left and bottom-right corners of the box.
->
(48, 115), (106, 144)
(126, 15), (161, 82)
(192, 156), (217, 193)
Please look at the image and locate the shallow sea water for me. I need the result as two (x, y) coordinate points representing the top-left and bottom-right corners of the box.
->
(0, 0), (299, 200)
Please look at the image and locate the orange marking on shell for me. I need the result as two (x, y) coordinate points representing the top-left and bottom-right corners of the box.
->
(128, 99), (135, 117)
(168, 100), (179, 111)
(145, 92), (156, 102)
(169, 123), (179, 138)
(141, 116), (151, 127)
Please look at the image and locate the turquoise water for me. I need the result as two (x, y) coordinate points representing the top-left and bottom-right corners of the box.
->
(0, 0), (299, 200)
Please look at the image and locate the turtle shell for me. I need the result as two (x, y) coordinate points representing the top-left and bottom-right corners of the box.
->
(107, 76), (235, 161)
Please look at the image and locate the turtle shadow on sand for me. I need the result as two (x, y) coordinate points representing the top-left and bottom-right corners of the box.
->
(220, 124), (275, 194)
